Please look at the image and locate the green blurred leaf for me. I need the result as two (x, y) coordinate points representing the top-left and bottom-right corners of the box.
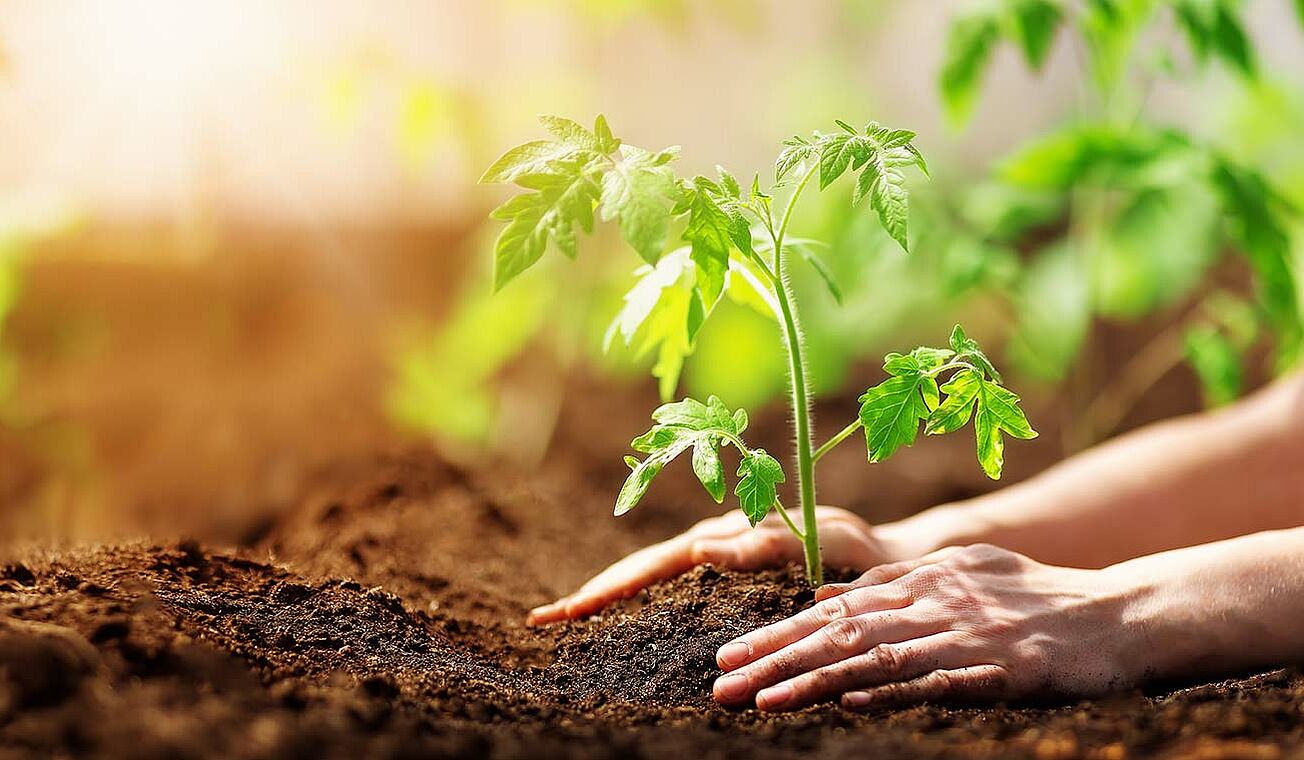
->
(940, 11), (1000, 127)
(1008, 0), (1062, 69)
(490, 157), (602, 290)
(1007, 243), (1091, 382)
(1184, 326), (1243, 407)
(1211, 159), (1303, 367)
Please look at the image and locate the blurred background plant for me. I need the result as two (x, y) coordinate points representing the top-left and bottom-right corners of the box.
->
(393, 0), (1304, 460)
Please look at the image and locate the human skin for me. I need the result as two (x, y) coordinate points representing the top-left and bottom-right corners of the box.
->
(527, 374), (1304, 710)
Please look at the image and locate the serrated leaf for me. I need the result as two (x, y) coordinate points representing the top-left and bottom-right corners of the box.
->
(538, 115), (602, 152)
(858, 351), (942, 462)
(1009, 0), (1062, 70)
(619, 396), (754, 513)
(818, 132), (861, 189)
(601, 146), (677, 264)
(480, 140), (581, 185)
(682, 185), (736, 308)
(604, 248), (691, 352)
(776, 141), (815, 184)
(692, 441), (726, 503)
(857, 147), (910, 252)
(735, 450), (785, 526)
(949, 324), (1003, 382)
(925, 369), (1037, 480)
(490, 161), (601, 291)
(593, 114), (621, 153)
(940, 12), (1000, 127)
(717, 166), (741, 199)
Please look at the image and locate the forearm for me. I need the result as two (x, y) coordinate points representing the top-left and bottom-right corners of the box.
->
(1110, 527), (1304, 681)
(879, 373), (1304, 567)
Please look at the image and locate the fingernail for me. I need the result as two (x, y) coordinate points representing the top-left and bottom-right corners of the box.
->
(842, 690), (872, 709)
(717, 641), (751, 668)
(714, 673), (749, 702)
(756, 683), (793, 710)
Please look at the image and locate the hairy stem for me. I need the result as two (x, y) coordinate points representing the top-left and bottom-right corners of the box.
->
(770, 163), (822, 586)
(813, 418), (862, 464)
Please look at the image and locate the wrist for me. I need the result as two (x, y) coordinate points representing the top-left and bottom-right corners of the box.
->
(873, 502), (987, 561)
(1098, 556), (1221, 685)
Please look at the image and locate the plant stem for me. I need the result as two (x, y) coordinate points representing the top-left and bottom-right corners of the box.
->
(769, 163), (823, 586)
(773, 499), (805, 540)
(813, 419), (861, 464)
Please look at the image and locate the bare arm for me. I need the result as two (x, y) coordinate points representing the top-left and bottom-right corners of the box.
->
(879, 373), (1304, 568)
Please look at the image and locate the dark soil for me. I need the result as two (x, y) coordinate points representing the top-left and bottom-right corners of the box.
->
(2, 447), (1303, 760)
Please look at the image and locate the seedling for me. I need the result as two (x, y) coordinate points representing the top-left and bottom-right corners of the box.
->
(481, 115), (1036, 585)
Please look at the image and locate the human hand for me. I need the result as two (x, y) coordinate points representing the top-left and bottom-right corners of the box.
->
(712, 544), (1146, 711)
(528, 506), (899, 625)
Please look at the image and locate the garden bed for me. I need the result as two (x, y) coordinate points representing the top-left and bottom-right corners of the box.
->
(2, 445), (1302, 760)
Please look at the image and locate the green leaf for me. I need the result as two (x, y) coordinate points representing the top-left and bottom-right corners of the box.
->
(681, 184), (737, 308)
(856, 145), (911, 252)
(489, 159), (601, 291)
(1210, 160), (1302, 368)
(940, 12), (1000, 127)
(604, 248), (692, 352)
(600, 146), (678, 264)
(776, 138), (815, 184)
(692, 441), (726, 503)
(792, 242), (843, 304)
(857, 350), (944, 462)
(1185, 326), (1243, 408)
(735, 450), (785, 526)
(1008, 0), (1062, 70)
(1006, 243), (1090, 382)
(538, 115), (604, 152)
(593, 114), (621, 154)
(818, 132), (861, 189)
(619, 396), (753, 512)
(480, 140), (583, 185)
(1175, 0), (1256, 77)
(926, 370), (1037, 480)
(949, 324), (1003, 383)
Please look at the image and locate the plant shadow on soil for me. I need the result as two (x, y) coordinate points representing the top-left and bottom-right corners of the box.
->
(2, 447), (1302, 760)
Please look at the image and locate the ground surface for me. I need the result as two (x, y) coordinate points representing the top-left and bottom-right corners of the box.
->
(1, 228), (1300, 759)
(3, 446), (1303, 760)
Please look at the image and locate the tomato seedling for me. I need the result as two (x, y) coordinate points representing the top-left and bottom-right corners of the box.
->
(482, 115), (1036, 585)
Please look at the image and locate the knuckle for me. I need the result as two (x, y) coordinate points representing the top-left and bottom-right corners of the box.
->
(822, 617), (866, 653)
(867, 643), (905, 676)
(814, 594), (853, 624)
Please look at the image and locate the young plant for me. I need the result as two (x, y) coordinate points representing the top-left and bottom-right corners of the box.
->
(481, 115), (1036, 585)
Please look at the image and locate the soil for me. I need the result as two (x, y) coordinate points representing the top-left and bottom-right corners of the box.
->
(1, 226), (1301, 759)
(2, 446), (1303, 760)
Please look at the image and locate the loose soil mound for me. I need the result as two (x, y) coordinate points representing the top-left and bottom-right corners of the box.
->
(2, 447), (1302, 760)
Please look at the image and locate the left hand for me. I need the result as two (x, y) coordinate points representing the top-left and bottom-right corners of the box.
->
(712, 544), (1147, 711)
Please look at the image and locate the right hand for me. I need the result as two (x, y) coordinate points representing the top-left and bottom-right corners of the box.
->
(527, 506), (901, 625)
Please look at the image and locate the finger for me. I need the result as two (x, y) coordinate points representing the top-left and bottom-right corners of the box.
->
(713, 607), (941, 706)
(842, 665), (1010, 710)
(527, 513), (758, 625)
(526, 597), (573, 625)
(814, 547), (965, 602)
(715, 583), (913, 671)
(752, 631), (973, 711)
(689, 527), (804, 570)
